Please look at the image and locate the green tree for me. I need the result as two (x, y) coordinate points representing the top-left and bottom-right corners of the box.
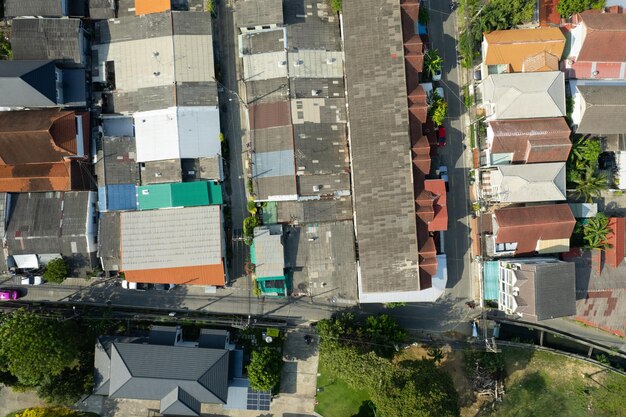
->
(557, 0), (604, 18)
(427, 346), (445, 364)
(583, 213), (611, 250)
(430, 99), (448, 127)
(0, 33), (11, 60)
(247, 347), (283, 391)
(329, 0), (342, 13)
(37, 367), (94, 406)
(572, 168), (608, 203)
(0, 310), (80, 386)
(364, 314), (407, 357)
(43, 258), (68, 283)
(424, 49), (443, 78)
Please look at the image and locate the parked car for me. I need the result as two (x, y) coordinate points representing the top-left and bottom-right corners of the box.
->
(437, 126), (447, 147)
(438, 166), (450, 192)
(0, 289), (21, 300)
(21, 276), (43, 285)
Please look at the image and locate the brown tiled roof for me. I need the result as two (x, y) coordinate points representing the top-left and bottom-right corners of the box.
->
(484, 28), (565, 72)
(539, 0), (561, 27)
(605, 217), (625, 268)
(0, 159), (92, 192)
(0, 109), (77, 165)
(522, 51), (559, 72)
(249, 101), (291, 130)
(124, 264), (225, 286)
(489, 118), (571, 163)
(494, 204), (576, 255)
(577, 11), (626, 63)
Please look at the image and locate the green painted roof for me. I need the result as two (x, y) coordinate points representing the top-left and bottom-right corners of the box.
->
(138, 181), (223, 210)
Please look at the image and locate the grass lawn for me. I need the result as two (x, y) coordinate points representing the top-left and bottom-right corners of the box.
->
(315, 356), (372, 417)
(488, 348), (626, 417)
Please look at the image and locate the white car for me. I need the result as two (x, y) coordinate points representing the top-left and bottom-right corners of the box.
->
(121, 280), (137, 290)
(21, 276), (43, 285)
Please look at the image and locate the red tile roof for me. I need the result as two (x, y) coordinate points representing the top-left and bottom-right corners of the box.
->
(605, 217), (625, 268)
(249, 101), (291, 130)
(576, 11), (626, 63)
(424, 179), (448, 232)
(494, 204), (576, 255)
(539, 0), (561, 27)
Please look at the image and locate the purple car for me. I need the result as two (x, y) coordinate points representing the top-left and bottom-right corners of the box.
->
(0, 290), (20, 301)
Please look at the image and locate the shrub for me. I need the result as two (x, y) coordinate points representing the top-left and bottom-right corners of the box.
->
(247, 347), (283, 391)
(557, 0), (604, 18)
(329, 0), (342, 13)
(43, 258), (68, 284)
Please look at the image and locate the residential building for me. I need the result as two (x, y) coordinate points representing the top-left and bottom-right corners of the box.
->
(570, 82), (626, 134)
(3, 0), (86, 17)
(485, 204), (576, 257)
(565, 10), (626, 79)
(137, 181), (223, 210)
(11, 18), (88, 67)
(0, 108), (92, 193)
(479, 162), (567, 203)
(98, 211), (121, 273)
(251, 225), (287, 297)
(343, 0), (446, 303)
(481, 28), (565, 79)
(235, 0), (283, 33)
(92, 11), (218, 113)
(484, 118), (572, 166)
(496, 258), (576, 320)
(3, 191), (98, 272)
(89, 0), (117, 19)
(93, 325), (262, 414)
(479, 71), (565, 120)
(119, 206), (226, 286)
(0, 60), (86, 108)
(96, 136), (139, 212)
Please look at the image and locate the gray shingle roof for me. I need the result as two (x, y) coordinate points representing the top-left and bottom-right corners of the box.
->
(198, 329), (228, 349)
(235, 0), (283, 28)
(0, 60), (57, 107)
(149, 325), (179, 346)
(343, 0), (420, 294)
(11, 18), (84, 65)
(577, 85), (626, 134)
(109, 342), (229, 403)
(4, 0), (65, 17)
(515, 261), (576, 320)
(160, 387), (201, 416)
(483, 162), (567, 203)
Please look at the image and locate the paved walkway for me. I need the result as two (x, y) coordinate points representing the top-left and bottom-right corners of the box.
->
(0, 384), (45, 416)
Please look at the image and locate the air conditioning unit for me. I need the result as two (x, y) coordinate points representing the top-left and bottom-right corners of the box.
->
(311, 90), (320, 96)
(295, 59), (304, 66)
(326, 57), (336, 64)
(278, 60), (287, 67)
(313, 185), (321, 192)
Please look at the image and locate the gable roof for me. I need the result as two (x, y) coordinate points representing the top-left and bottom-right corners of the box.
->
(489, 118), (572, 163)
(160, 387), (201, 416)
(484, 28), (565, 72)
(108, 342), (229, 403)
(11, 18), (83, 65)
(0, 60), (57, 107)
(484, 162), (566, 203)
(482, 71), (566, 119)
(577, 11), (626, 63)
(576, 85), (626, 134)
(494, 204), (576, 255)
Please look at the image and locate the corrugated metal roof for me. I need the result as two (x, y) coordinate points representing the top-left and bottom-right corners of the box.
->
(98, 211), (121, 271)
(284, 0), (341, 51)
(0, 60), (57, 107)
(124, 264), (224, 286)
(4, 0), (65, 17)
(135, 0), (170, 15)
(252, 225), (284, 278)
(99, 184), (137, 211)
(11, 18), (84, 65)
(235, 0), (283, 28)
(137, 181), (222, 210)
(120, 206), (223, 272)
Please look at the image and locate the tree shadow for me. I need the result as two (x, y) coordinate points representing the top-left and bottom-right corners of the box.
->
(350, 400), (376, 417)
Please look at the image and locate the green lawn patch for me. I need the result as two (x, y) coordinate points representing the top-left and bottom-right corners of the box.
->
(488, 348), (626, 417)
(315, 356), (372, 417)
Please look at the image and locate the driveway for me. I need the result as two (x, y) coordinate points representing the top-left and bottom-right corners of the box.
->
(0, 384), (44, 416)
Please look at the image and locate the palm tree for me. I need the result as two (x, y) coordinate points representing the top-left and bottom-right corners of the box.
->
(583, 213), (611, 250)
(427, 346), (445, 364)
(424, 49), (443, 79)
(572, 168), (608, 203)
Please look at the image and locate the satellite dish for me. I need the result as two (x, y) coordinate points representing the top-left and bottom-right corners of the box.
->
(265, 336), (273, 343)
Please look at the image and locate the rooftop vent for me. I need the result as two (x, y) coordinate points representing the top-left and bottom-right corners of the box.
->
(295, 59), (304, 66)
(326, 57), (336, 64)
(278, 61), (287, 67)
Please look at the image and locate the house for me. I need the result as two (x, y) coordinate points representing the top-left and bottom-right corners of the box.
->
(481, 28), (565, 79)
(485, 118), (572, 165)
(93, 325), (255, 415)
(235, 0), (283, 33)
(119, 206), (225, 286)
(479, 162), (567, 203)
(11, 18), (88, 67)
(137, 181), (223, 210)
(570, 82), (626, 134)
(92, 11), (218, 113)
(251, 225), (287, 297)
(4, 191), (98, 272)
(485, 204), (576, 257)
(496, 258), (576, 320)
(0, 109), (92, 193)
(133, 107), (221, 163)
(565, 10), (626, 79)
(95, 136), (139, 212)
(3, 0), (86, 17)
(343, 0), (448, 303)
(416, 179), (448, 232)
(480, 71), (566, 120)
(0, 60), (86, 108)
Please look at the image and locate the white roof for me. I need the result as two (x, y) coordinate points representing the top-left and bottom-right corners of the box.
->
(288, 51), (344, 79)
(482, 71), (565, 119)
(253, 225), (284, 278)
(12, 254), (39, 269)
(242, 51), (288, 82)
(120, 206), (222, 271)
(486, 162), (567, 203)
(134, 107), (221, 162)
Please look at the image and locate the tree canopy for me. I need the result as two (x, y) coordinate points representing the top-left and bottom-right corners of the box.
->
(583, 213), (611, 250)
(247, 347), (283, 391)
(557, 0), (604, 18)
(43, 258), (68, 283)
(15, 407), (89, 417)
(0, 309), (80, 386)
